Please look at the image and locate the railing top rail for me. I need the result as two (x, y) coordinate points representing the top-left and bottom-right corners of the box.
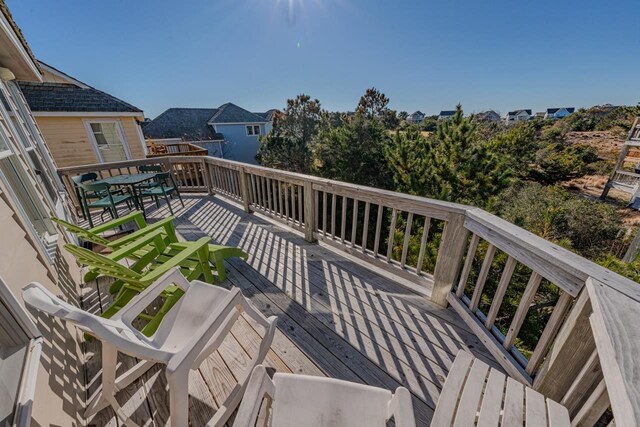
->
(56, 155), (640, 300)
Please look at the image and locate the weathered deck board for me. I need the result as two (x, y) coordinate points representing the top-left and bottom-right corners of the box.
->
(80, 194), (502, 426)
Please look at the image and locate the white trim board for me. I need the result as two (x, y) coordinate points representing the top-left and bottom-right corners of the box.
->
(32, 111), (144, 118)
(0, 12), (41, 82)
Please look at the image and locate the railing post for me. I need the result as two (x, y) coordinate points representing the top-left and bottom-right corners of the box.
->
(304, 180), (315, 243)
(533, 289), (594, 401)
(238, 167), (252, 213)
(431, 212), (468, 307)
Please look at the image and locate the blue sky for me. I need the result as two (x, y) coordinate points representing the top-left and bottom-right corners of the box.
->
(7, 0), (639, 118)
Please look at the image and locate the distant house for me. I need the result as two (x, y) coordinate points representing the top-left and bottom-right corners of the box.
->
(544, 107), (575, 119)
(534, 112), (546, 119)
(439, 110), (456, 120)
(143, 103), (275, 164)
(406, 111), (425, 124)
(18, 61), (146, 167)
(475, 110), (501, 122)
(505, 109), (532, 124)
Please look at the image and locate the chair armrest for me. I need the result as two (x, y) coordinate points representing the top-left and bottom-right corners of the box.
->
(113, 267), (192, 324)
(166, 288), (243, 374)
(107, 229), (167, 262)
(141, 237), (211, 284)
(387, 387), (416, 427)
(109, 216), (177, 249)
(89, 211), (147, 234)
(233, 365), (276, 427)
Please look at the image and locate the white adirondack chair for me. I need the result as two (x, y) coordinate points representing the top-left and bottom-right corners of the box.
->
(233, 365), (417, 427)
(431, 350), (571, 426)
(22, 268), (277, 427)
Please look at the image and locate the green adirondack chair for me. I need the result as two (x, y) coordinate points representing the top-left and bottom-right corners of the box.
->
(64, 232), (214, 336)
(53, 211), (248, 284)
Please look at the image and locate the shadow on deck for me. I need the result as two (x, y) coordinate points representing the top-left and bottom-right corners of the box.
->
(80, 194), (502, 426)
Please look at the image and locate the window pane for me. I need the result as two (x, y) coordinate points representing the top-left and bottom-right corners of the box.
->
(254, 125), (261, 135)
(90, 122), (127, 162)
(246, 125), (253, 135)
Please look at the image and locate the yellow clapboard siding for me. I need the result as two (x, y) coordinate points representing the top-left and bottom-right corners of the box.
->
(35, 116), (146, 168)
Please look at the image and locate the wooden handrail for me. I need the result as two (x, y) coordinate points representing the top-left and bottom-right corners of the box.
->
(56, 155), (640, 425)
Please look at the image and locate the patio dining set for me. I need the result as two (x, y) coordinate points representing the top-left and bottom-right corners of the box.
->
(72, 164), (184, 227)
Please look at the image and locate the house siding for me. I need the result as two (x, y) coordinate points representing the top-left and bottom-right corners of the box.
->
(214, 123), (268, 164)
(35, 116), (146, 167)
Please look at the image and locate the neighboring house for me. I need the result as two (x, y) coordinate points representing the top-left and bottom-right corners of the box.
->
(439, 110), (456, 120)
(544, 107), (575, 119)
(0, 2), (86, 426)
(18, 61), (146, 168)
(475, 110), (501, 122)
(406, 111), (425, 124)
(534, 112), (546, 119)
(143, 103), (275, 165)
(505, 109), (532, 124)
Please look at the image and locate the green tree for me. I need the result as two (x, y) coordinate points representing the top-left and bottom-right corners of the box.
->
(256, 94), (323, 172)
(311, 114), (392, 188)
(387, 104), (513, 208)
(356, 87), (390, 119)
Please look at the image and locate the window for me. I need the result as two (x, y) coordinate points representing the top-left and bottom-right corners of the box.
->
(87, 121), (130, 162)
(246, 125), (261, 136)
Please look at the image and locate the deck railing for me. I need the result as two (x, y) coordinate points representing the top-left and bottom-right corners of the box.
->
(57, 155), (640, 426)
(146, 141), (208, 158)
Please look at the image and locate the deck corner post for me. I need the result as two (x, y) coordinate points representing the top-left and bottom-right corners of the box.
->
(239, 167), (252, 213)
(303, 180), (316, 243)
(533, 288), (593, 401)
(431, 212), (468, 307)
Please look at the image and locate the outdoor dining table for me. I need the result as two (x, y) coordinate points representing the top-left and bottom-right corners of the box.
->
(95, 173), (158, 212)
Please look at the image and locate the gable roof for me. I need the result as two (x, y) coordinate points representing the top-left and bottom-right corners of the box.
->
(546, 107), (575, 114)
(0, 0), (41, 75)
(409, 111), (424, 117)
(142, 108), (223, 141)
(439, 110), (456, 116)
(507, 109), (532, 116)
(208, 102), (268, 124)
(255, 109), (278, 121)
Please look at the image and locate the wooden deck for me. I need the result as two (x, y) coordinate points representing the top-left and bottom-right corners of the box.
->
(80, 194), (502, 426)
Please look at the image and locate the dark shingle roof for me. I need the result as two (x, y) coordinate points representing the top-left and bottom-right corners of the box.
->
(546, 107), (575, 114)
(439, 110), (456, 116)
(209, 102), (268, 124)
(17, 81), (142, 113)
(142, 108), (223, 141)
(507, 109), (532, 116)
(255, 109), (278, 121)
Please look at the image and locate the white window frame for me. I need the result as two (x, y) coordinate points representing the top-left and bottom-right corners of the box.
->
(83, 119), (132, 163)
(245, 124), (261, 137)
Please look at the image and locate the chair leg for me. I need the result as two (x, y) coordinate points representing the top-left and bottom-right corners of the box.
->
(163, 192), (174, 215)
(154, 195), (160, 209)
(176, 189), (184, 207)
(167, 369), (190, 427)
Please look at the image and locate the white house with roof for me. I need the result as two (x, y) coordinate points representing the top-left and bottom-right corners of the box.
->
(406, 111), (425, 124)
(545, 107), (575, 119)
(439, 110), (456, 120)
(505, 109), (532, 124)
(143, 103), (276, 164)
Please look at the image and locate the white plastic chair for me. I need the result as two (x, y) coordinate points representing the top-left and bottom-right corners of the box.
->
(233, 365), (416, 427)
(22, 268), (277, 427)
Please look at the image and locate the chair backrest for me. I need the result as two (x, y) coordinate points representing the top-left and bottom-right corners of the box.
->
(77, 180), (110, 194)
(431, 351), (570, 426)
(64, 243), (144, 284)
(270, 374), (399, 427)
(154, 172), (173, 187)
(51, 217), (111, 246)
(138, 164), (163, 173)
(22, 282), (164, 360)
(71, 172), (98, 185)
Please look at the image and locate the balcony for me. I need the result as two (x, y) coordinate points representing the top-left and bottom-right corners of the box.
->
(146, 140), (209, 158)
(54, 156), (640, 426)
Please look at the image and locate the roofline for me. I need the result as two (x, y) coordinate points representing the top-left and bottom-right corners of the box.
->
(0, 4), (41, 81)
(210, 121), (269, 126)
(32, 111), (144, 118)
(37, 61), (89, 88)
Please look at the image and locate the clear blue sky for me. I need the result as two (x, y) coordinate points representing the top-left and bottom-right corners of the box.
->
(7, 0), (639, 118)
